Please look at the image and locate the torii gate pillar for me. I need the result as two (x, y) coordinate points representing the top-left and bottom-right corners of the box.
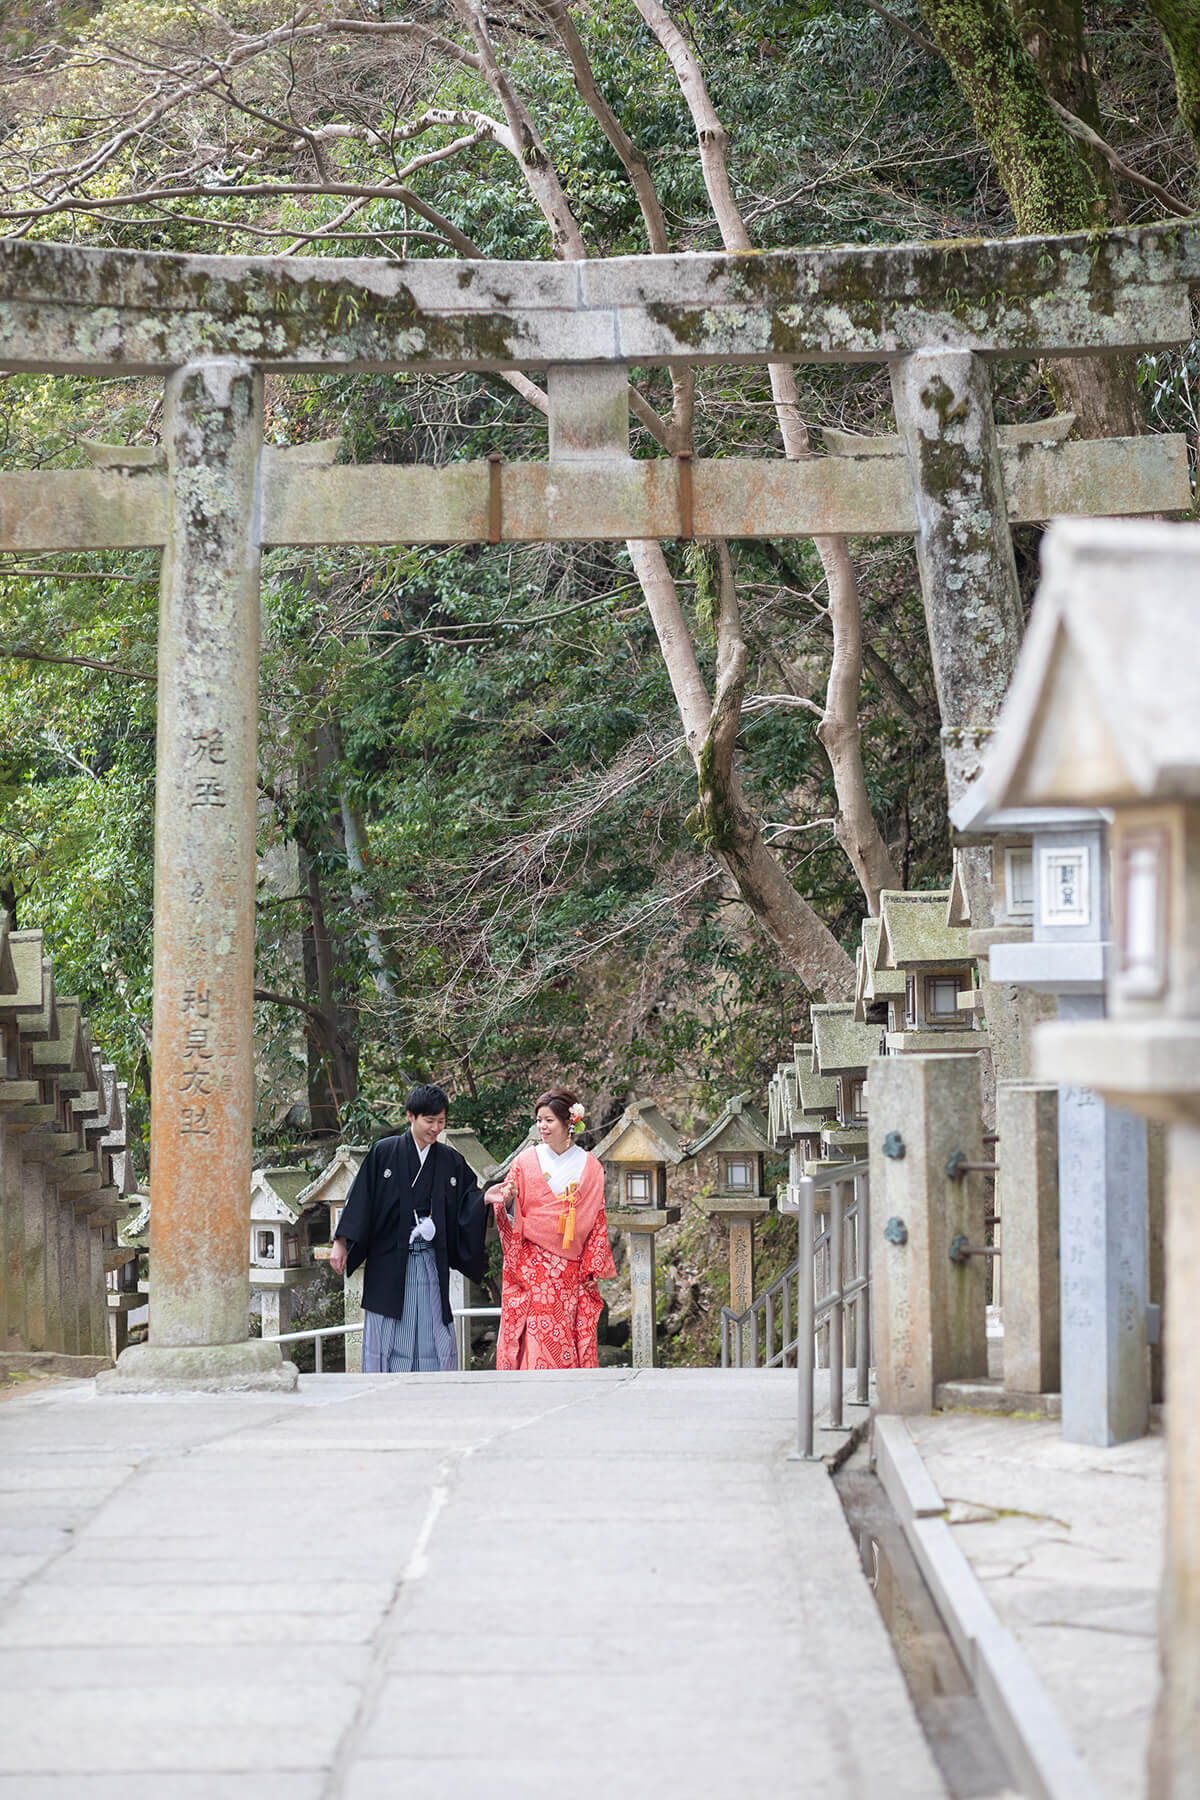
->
(100, 360), (296, 1392)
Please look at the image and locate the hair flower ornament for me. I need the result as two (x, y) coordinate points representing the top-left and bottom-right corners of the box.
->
(569, 1102), (586, 1134)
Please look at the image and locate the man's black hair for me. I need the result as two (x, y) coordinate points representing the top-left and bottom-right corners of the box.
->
(406, 1083), (450, 1118)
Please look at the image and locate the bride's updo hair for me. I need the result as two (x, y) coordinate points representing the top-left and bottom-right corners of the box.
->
(534, 1086), (578, 1127)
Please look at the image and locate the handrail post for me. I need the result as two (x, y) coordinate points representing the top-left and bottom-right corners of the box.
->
(721, 1311), (729, 1369)
(765, 1291), (775, 1367)
(793, 1155), (816, 1458)
(315, 1333), (323, 1375)
(829, 1176), (845, 1430)
(856, 1168), (871, 1405)
(782, 1274), (792, 1369)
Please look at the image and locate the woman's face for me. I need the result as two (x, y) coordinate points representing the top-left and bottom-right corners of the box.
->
(536, 1105), (571, 1153)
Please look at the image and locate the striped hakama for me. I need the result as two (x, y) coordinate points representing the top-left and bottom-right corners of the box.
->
(362, 1240), (457, 1372)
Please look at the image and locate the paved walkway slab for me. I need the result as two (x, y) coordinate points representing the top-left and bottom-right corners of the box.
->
(0, 1369), (945, 1798)
(907, 1411), (1163, 1800)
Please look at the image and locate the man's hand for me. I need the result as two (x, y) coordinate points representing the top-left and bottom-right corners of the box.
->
(329, 1236), (350, 1277)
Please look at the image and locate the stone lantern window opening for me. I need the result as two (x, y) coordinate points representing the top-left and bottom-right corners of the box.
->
(624, 1168), (654, 1206)
(1117, 827), (1170, 1001)
(720, 1154), (755, 1193)
(1004, 846), (1034, 918)
(255, 1227), (278, 1264)
(847, 1078), (867, 1122)
(905, 974), (917, 1027)
(284, 1231), (301, 1268)
(925, 973), (967, 1023)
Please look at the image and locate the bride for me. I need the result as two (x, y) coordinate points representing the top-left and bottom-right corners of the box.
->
(486, 1086), (616, 1370)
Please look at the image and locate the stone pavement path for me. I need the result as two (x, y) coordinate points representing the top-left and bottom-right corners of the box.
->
(0, 1368), (946, 1799)
(908, 1412), (1163, 1800)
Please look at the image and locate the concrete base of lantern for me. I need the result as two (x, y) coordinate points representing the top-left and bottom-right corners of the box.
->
(96, 1338), (298, 1393)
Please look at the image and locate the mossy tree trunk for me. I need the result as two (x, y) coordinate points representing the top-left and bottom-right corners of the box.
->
(917, 0), (1142, 438)
(1149, 0), (1200, 174)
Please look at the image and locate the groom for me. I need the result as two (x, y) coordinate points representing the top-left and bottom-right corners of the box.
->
(329, 1084), (489, 1372)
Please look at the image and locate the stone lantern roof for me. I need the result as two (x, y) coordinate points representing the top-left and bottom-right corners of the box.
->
(875, 890), (970, 972)
(767, 1062), (801, 1148)
(293, 1144), (368, 1214)
(795, 1042), (839, 1117)
(439, 1124), (499, 1184)
(855, 917), (907, 1020)
(965, 517), (1200, 812)
(686, 1092), (772, 1161)
(249, 1166), (312, 1223)
(592, 1097), (685, 1166)
(811, 1002), (881, 1077)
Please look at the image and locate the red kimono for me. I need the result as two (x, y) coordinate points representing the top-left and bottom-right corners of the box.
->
(492, 1146), (616, 1369)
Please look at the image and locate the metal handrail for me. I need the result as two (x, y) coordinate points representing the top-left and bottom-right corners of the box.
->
(263, 1305), (501, 1372)
(720, 1158), (871, 1459)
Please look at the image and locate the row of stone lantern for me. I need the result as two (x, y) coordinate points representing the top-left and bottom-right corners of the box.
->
(0, 913), (140, 1363)
(951, 517), (1199, 1800)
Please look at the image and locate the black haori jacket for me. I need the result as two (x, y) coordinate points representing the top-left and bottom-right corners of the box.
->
(336, 1131), (488, 1324)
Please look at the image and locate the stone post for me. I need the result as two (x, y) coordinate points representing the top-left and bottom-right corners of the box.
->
(868, 1053), (988, 1413)
(608, 1207), (679, 1369)
(1148, 1119), (1167, 1405)
(996, 1080), (1060, 1396)
(729, 1217), (754, 1317)
(891, 349), (1026, 1099)
(39, 1167), (62, 1352)
(20, 1162), (47, 1351)
(87, 1220), (107, 1357)
(1, 1131), (22, 1348)
(1057, 998), (1148, 1447)
(449, 1268), (471, 1371)
(259, 1286), (292, 1342)
(56, 1198), (78, 1354)
(628, 1230), (658, 1369)
(700, 1197), (773, 1319)
(74, 1214), (93, 1354)
(1150, 1123), (1200, 1798)
(101, 361), (295, 1392)
(344, 1266), (364, 1374)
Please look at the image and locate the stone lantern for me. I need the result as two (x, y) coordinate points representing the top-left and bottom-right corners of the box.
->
(248, 1167), (324, 1342)
(952, 775), (1152, 1439)
(971, 516), (1200, 1797)
(810, 1003), (880, 1164)
(874, 890), (981, 1056)
(688, 1094), (774, 1315)
(592, 1098), (683, 1368)
(855, 916), (907, 1036)
(793, 1042), (839, 1173)
(293, 1146), (367, 1369)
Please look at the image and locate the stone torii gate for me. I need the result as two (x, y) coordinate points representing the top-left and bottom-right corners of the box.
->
(0, 222), (1192, 1391)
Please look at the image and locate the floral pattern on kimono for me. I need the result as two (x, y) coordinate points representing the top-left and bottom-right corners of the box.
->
(493, 1187), (616, 1370)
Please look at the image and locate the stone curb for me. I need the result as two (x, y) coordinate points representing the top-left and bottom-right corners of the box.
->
(872, 1414), (1102, 1800)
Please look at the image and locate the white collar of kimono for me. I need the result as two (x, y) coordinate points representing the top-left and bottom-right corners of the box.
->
(535, 1141), (586, 1195)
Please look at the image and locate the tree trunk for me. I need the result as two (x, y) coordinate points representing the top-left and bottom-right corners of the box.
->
(299, 846), (359, 1133)
(1149, 0), (1200, 173)
(917, 0), (1141, 437)
(628, 537), (855, 998)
